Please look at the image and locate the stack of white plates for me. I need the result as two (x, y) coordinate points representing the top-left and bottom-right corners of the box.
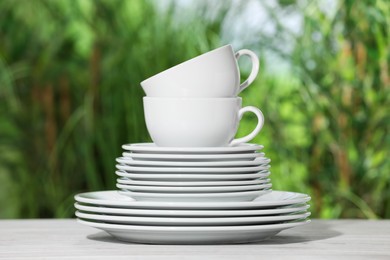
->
(115, 143), (272, 202)
(75, 190), (311, 244)
(75, 143), (311, 244)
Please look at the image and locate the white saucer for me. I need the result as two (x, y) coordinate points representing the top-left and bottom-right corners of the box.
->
(77, 219), (311, 244)
(75, 190), (310, 209)
(75, 203), (310, 217)
(116, 164), (270, 173)
(116, 170), (271, 181)
(122, 143), (264, 154)
(116, 183), (272, 193)
(116, 178), (271, 187)
(123, 152), (265, 162)
(76, 211), (310, 226)
(118, 190), (271, 202)
(116, 157), (271, 167)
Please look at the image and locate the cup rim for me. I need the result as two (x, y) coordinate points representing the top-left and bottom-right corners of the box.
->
(140, 44), (233, 85)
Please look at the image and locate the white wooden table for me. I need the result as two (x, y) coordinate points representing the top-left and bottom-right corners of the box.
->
(0, 219), (389, 259)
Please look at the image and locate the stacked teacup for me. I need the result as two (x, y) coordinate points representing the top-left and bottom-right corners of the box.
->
(141, 44), (263, 147)
(74, 45), (311, 244)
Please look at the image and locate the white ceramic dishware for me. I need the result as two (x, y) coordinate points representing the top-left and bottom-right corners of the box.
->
(76, 211), (310, 226)
(75, 190), (310, 209)
(77, 219), (310, 244)
(122, 143), (264, 154)
(116, 183), (272, 193)
(141, 45), (259, 98)
(115, 164), (270, 173)
(116, 178), (271, 187)
(115, 171), (270, 181)
(122, 151), (265, 162)
(74, 202), (310, 217)
(118, 190), (270, 202)
(143, 97), (264, 147)
(116, 156), (270, 167)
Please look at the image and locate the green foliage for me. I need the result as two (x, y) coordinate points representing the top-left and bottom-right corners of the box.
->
(0, 0), (389, 219)
(239, 0), (390, 218)
(0, 0), (225, 218)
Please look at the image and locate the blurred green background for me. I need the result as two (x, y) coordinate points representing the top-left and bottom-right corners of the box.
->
(0, 0), (389, 219)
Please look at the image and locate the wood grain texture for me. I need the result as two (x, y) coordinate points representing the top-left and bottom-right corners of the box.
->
(0, 219), (389, 259)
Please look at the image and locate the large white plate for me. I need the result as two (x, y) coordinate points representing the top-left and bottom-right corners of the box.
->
(75, 190), (311, 209)
(116, 164), (270, 173)
(115, 170), (270, 181)
(122, 143), (264, 154)
(76, 211), (310, 226)
(116, 157), (271, 167)
(116, 178), (271, 187)
(116, 183), (272, 193)
(77, 219), (311, 244)
(75, 203), (310, 217)
(118, 190), (271, 202)
(123, 152), (265, 162)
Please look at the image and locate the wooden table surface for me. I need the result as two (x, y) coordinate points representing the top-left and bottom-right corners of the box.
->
(0, 219), (389, 259)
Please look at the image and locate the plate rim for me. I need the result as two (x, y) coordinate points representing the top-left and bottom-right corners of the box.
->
(123, 152), (266, 160)
(75, 210), (311, 224)
(115, 170), (271, 180)
(77, 218), (311, 231)
(118, 189), (270, 198)
(75, 190), (311, 209)
(122, 143), (264, 153)
(116, 177), (271, 186)
(74, 202), (310, 216)
(116, 156), (271, 167)
(116, 183), (272, 192)
(115, 164), (271, 173)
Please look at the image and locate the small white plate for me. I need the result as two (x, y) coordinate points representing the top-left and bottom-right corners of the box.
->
(75, 203), (310, 217)
(116, 183), (272, 193)
(118, 190), (271, 202)
(123, 152), (265, 162)
(116, 164), (270, 173)
(116, 178), (271, 187)
(116, 157), (271, 167)
(76, 211), (310, 226)
(77, 219), (311, 244)
(122, 143), (264, 154)
(116, 170), (271, 181)
(75, 190), (310, 210)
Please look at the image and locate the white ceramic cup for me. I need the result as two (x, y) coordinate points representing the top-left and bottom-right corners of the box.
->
(143, 97), (264, 147)
(141, 45), (259, 97)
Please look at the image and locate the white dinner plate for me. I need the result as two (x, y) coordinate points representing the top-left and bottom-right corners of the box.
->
(75, 203), (310, 217)
(116, 183), (272, 193)
(76, 211), (310, 226)
(122, 143), (264, 154)
(123, 152), (265, 161)
(116, 164), (270, 173)
(116, 178), (271, 187)
(77, 219), (311, 244)
(118, 190), (271, 202)
(116, 157), (271, 167)
(75, 190), (310, 209)
(115, 170), (271, 181)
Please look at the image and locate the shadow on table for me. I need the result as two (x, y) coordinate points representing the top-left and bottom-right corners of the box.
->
(254, 221), (342, 245)
(88, 232), (133, 245)
(87, 221), (342, 245)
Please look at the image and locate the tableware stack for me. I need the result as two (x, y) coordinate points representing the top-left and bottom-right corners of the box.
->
(115, 143), (272, 202)
(75, 190), (310, 244)
(75, 44), (311, 244)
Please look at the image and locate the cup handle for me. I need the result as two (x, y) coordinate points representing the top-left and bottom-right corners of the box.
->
(230, 106), (264, 146)
(235, 49), (260, 93)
